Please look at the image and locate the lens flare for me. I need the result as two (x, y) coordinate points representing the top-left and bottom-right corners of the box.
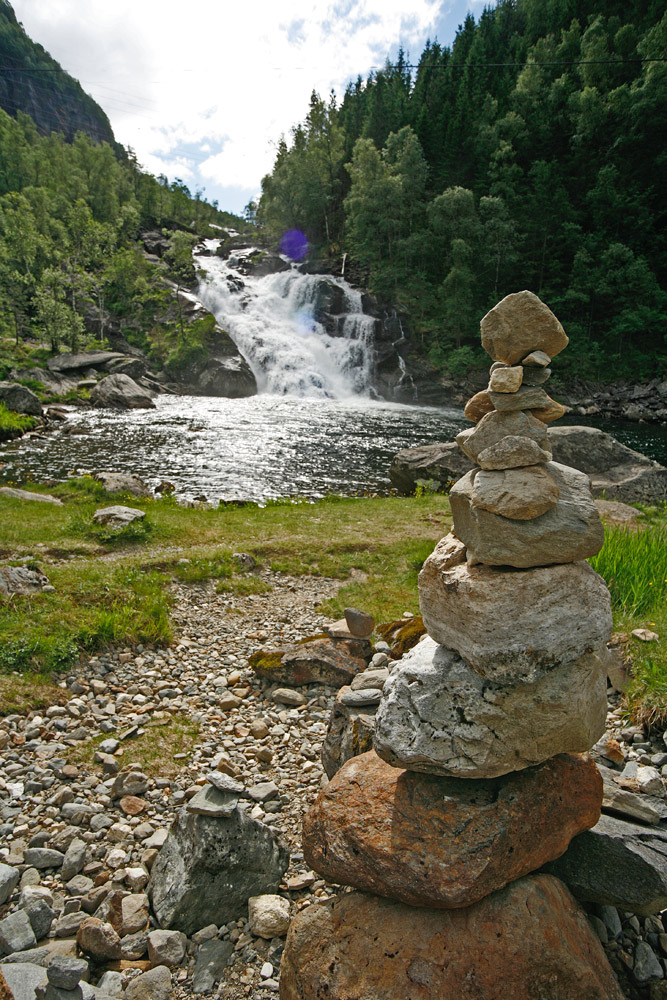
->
(281, 229), (308, 261)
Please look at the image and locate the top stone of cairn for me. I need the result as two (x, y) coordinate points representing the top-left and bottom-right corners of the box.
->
(481, 291), (568, 365)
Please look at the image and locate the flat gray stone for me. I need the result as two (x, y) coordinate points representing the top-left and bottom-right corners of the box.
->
(542, 813), (667, 915)
(124, 966), (171, 1000)
(374, 637), (607, 779)
(186, 785), (239, 818)
(339, 688), (382, 707)
(0, 566), (50, 597)
(0, 961), (48, 1000)
(450, 462), (604, 568)
(92, 506), (145, 528)
(0, 910), (37, 955)
(476, 435), (552, 470)
(471, 465), (560, 520)
(22, 850), (64, 871)
(148, 807), (289, 935)
(205, 772), (244, 795)
(47, 955), (89, 989)
(418, 553), (612, 683)
(0, 864), (19, 906)
(457, 410), (549, 466)
(22, 899), (54, 941)
(192, 939), (234, 993)
(0, 488), (62, 505)
(0, 948), (51, 967)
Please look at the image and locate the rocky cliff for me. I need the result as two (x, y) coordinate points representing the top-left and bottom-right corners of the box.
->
(0, 0), (117, 147)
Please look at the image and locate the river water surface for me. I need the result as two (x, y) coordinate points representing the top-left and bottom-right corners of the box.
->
(0, 396), (469, 502)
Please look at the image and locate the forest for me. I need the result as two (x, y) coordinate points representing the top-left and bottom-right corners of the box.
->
(257, 0), (667, 382)
(0, 105), (245, 372)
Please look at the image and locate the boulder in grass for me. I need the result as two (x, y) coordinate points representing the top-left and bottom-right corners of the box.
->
(279, 877), (624, 1000)
(0, 382), (42, 416)
(90, 375), (155, 410)
(92, 506), (145, 529)
(94, 473), (151, 498)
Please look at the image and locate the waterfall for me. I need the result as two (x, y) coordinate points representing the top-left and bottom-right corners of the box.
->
(196, 240), (377, 399)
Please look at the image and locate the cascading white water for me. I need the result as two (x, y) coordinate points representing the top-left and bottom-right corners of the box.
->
(196, 240), (377, 399)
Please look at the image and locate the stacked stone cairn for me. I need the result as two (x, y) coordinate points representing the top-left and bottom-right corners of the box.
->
(280, 292), (626, 1000)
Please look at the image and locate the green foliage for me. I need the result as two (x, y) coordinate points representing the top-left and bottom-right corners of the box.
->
(590, 522), (667, 615)
(0, 401), (37, 439)
(257, 1), (667, 379)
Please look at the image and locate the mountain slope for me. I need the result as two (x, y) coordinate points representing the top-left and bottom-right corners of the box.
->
(0, 0), (117, 147)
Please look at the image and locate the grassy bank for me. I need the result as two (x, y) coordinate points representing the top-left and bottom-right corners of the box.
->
(0, 479), (451, 681)
(1, 479), (665, 729)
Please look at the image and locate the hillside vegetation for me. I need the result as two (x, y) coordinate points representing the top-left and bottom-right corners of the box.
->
(257, 0), (666, 382)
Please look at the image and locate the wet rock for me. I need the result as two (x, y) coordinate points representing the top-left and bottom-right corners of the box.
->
(90, 375), (155, 410)
(374, 637), (606, 778)
(450, 462), (604, 567)
(148, 806), (289, 935)
(480, 291), (569, 365)
(419, 555), (612, 682)
(248, 895), (291, 939)
(304, 751), (601, 908)
(321, 689), (377, 779)
(93, 473), (151, 498)
(542, 814), (667, 915)
(280, 877), (623, 1000)
(389, 442), (475, 495)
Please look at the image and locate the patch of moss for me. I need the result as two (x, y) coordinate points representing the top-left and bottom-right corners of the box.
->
(248, 650), (284, 673)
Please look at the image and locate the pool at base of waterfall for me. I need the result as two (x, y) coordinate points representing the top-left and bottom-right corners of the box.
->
(0, 395), (468, 502)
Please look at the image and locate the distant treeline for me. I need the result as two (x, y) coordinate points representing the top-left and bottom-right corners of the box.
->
(257, 0), (667, 381)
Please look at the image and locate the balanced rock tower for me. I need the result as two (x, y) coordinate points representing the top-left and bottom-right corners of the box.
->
(280, 292), (625, 1000)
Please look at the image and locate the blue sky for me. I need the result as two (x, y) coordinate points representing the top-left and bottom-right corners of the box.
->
(11, 1), (488, 216)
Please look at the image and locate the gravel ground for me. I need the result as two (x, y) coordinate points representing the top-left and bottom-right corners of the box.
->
(1, 569), (665, 1000)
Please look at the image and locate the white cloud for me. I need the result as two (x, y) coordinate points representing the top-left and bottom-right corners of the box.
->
(11, 0), (466, 210)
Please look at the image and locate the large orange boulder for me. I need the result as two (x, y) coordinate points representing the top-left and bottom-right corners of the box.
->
(303, 751), (601, 908)
(279, 877), (624, 1000)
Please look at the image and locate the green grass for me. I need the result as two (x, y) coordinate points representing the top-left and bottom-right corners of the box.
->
(66, 713), (200, 778)
(0, 485), (452, 673)
(0, 403), (38, 441)
(590, 521), (667, 615)
(590, 513), (667, 730)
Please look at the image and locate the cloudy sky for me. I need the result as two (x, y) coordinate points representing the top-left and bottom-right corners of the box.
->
(12, 0), (486, 216)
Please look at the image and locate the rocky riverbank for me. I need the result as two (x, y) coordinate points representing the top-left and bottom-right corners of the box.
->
(0, 558), (666, 999)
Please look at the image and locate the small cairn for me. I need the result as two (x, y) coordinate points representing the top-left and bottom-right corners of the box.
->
(280, 291), (625, 1000)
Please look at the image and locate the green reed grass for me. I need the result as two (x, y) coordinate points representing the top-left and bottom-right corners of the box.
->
(590, 522), (667, 615)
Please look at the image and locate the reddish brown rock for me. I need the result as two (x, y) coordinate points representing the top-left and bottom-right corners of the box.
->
(279, 877), (624, 1000)
(76, 916), (122, 960)
(463, 389), (494, 423)
(120, 795), (146, 816)
(303, 751), (601, 908)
